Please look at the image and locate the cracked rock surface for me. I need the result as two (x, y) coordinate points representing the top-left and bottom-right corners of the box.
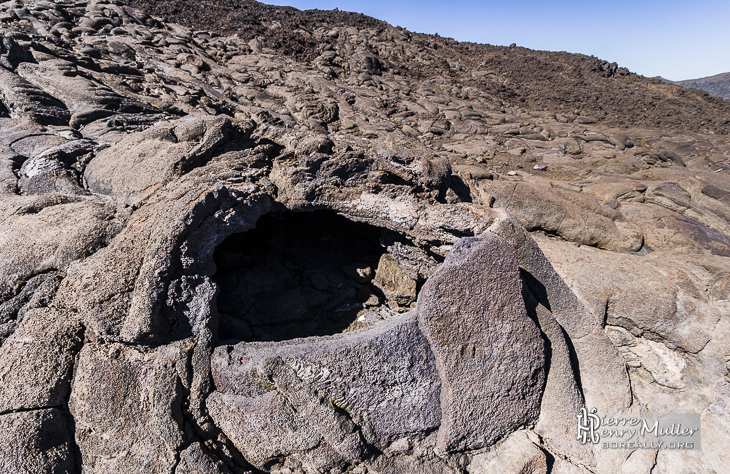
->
(0, 1), (728, 473)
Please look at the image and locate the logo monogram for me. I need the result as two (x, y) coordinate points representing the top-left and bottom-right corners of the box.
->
(577, 407), (601, 444)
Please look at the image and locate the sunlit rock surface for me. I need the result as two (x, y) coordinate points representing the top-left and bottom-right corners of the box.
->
(0, 1), (729, 473)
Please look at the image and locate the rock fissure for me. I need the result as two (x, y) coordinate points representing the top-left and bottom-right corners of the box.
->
(0, 404), (65, 417)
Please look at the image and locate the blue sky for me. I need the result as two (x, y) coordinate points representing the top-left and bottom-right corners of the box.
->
(265, 0), (730, 81)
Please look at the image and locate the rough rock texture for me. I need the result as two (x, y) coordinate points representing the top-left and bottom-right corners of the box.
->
(0, 408), (77, 473)
(418, 234), (545, 453)
(69, 341), (189, 472)
(209, 310), (442, 471)
(676, 71), (730, 100)
(0, 1), (728, 473)
(467, 430), (548, 474)
(130, 0), (730, 134)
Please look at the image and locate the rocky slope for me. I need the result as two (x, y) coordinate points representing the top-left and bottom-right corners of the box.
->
(129, 0), (730, 135)
(677, 72), (730, 100)
(0, 1), (729, 473)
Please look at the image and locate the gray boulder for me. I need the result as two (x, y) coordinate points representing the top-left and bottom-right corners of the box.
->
(418, 233), (546, 453)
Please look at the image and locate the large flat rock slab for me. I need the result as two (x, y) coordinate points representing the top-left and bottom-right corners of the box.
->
(209, 310), (441, 470)
(417, 233), (546, 453)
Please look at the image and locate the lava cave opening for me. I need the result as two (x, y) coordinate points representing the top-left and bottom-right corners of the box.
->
(212, 210), (403, 343)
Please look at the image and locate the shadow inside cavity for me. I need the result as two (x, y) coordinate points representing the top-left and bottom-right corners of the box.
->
(213, 210), (388, 343)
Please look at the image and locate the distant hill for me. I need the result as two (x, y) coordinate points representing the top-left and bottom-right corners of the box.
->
(676, 72), (730, 100)
(126, 0), (730, 134)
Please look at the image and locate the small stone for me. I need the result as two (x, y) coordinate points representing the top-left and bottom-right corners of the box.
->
(387, 437), (411, 454)
(343, 265), (374, 283)
(507, 170), (518, 176)
(372, 254), (417, 305)
(364, 295), (380, 307)
(533, 164), (548, 171)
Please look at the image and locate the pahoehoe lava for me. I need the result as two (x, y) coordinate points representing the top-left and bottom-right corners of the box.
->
(0, 1), (728, 473)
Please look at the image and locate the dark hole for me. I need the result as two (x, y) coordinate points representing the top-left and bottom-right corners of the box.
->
(213, 210), (393, 343)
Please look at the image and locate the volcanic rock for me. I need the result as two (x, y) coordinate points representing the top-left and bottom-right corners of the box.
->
(0, 1), (728, 473)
